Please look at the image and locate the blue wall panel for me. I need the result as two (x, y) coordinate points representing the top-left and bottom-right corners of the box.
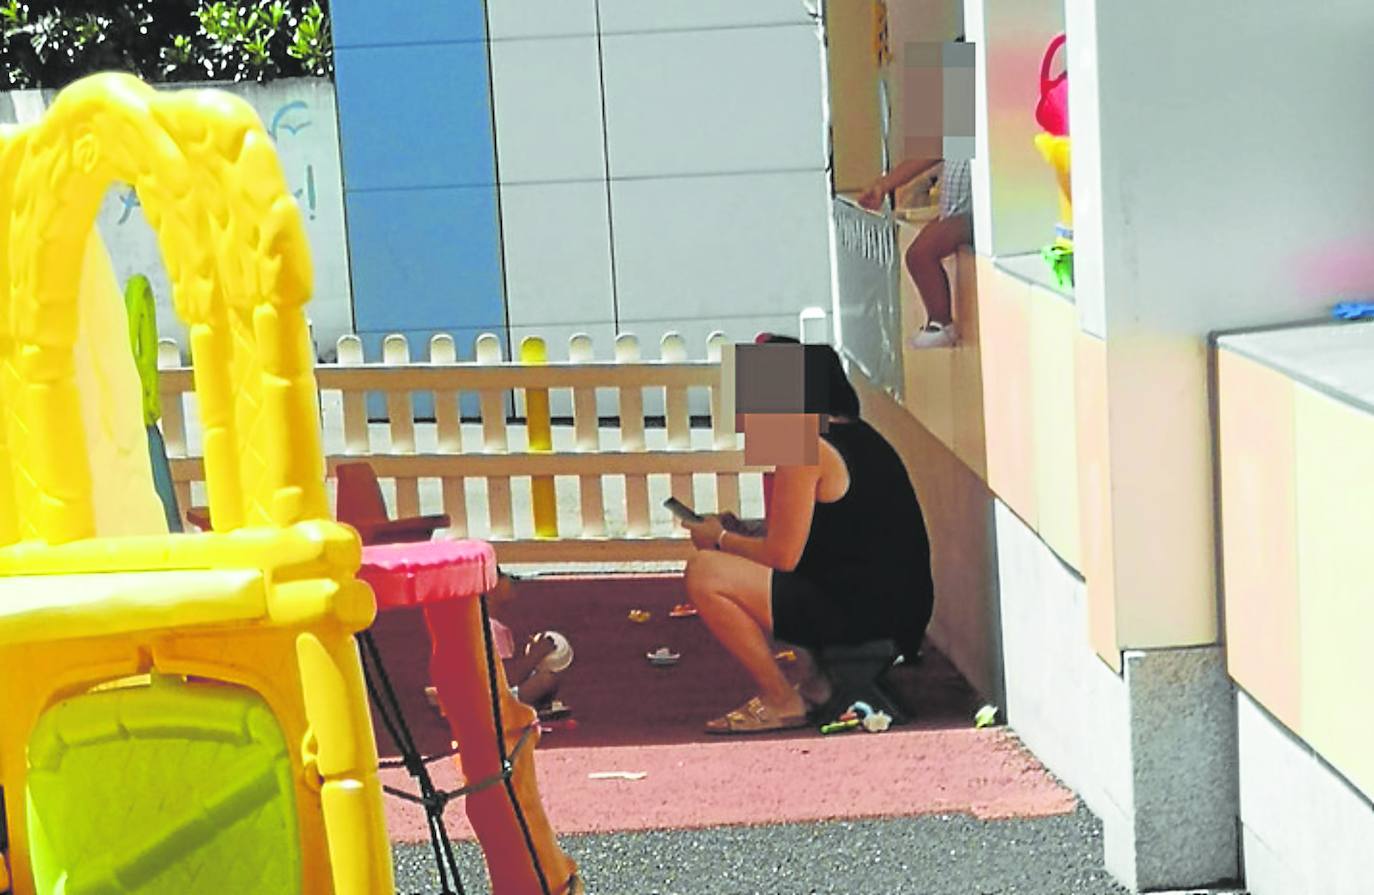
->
(331, 0), (508, 394)
(331, 0), (487, 49)
(345, 186), (505, 333)
(334, 43), (499, 191)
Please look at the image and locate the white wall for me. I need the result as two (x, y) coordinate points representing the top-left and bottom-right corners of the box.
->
(2, 79), (352, 356)
(1238, 692), (1374, 895)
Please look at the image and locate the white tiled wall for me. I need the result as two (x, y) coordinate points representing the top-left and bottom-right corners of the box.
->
(608, 171), (832, 322)
(499, 180), (615, 327)
(600, 24), (826, 178)
(490, 36), (607, 183)
(596, 0), (814, 34)
(486, 0), (598, 40)
(490, 9), (833, 343)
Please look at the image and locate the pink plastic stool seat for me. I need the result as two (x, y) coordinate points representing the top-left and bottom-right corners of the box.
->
(357, 539), (498, 611)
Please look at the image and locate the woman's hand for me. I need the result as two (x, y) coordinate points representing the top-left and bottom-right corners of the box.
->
(684, 514), (725, 551)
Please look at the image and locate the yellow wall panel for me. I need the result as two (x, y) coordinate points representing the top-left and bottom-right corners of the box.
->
(899, 223), (955, 447)
(826, 2), (884, 193)
(1074, 332), (1119, 671)
(977, 257), (1037, 527)
(1105, 337), (1219, 651)
(1216, 351), (1301, 733)
(950, 249), (988, 479)
(1028, 286), (1081, 570)
(1293, 384), (1374, 802)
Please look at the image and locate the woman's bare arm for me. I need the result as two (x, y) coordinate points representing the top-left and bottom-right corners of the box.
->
(718, 463), (820, 571)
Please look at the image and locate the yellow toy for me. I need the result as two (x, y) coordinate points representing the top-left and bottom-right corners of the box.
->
(1033, 132), (1073, 241)
(0, 73), (393, 894)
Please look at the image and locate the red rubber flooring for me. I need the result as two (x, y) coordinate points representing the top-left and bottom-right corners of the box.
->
(367, 575), (1077, 842)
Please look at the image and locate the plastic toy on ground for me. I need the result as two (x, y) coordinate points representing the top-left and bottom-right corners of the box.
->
(0, 73), (392, 894)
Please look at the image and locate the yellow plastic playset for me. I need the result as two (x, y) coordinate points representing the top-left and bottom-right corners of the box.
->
(0, 73), (394, 893)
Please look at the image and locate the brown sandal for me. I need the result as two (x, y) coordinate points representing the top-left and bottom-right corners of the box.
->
(704, 696), (810, 735)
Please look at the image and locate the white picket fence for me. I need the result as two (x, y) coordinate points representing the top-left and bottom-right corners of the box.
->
(156, 329), (766, 563)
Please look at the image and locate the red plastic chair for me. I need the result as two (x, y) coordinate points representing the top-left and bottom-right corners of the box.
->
(184, 462), (450, 545)
(334, 462), (450, 546)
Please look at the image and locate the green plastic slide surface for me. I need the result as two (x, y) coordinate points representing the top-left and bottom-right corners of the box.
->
(26, 674), (301, 895)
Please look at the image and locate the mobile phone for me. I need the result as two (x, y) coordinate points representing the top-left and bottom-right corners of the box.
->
(663, 496), (704, 525)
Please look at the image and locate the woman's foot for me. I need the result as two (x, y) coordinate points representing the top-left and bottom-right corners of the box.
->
(704, 694), (809, 734)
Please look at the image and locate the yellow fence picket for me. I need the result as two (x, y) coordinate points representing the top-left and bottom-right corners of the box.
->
(520, 336), (558, 539)
(430, 334), (467, 536)
(568, 334), (605, 537)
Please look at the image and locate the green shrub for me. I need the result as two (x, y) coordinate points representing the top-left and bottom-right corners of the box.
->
(1, 0), (332, 90)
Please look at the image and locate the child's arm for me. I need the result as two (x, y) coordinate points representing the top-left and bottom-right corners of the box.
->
(858, 157), (943, 209)
(885, 157), (943, 189)
(504, 635), (556, 686)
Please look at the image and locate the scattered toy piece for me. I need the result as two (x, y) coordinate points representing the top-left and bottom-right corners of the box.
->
(820, 718), (861, 735)
(774, 649), (797, 663)
(862, 711), (892, 733)
(424, 685), (445, 717)
(848, 701), (874, 719)
(669, 603), (698, 618)
(628, 609), (651, 623)
(538, 700), (572, 721)
(646, 647), (680, 666)
(975, 704), (1000, 728)
(588, 771), (646, 781)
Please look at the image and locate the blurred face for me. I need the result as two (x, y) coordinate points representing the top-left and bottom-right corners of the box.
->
(732, 341), (824, 467)
(739, 411), (821, 467)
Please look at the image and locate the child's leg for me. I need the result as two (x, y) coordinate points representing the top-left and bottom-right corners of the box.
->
(904, 213), (973, 326)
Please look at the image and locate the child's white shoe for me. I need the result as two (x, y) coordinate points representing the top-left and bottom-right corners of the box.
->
(908, 321), (957, 349)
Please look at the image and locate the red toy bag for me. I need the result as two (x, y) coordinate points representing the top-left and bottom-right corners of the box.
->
(1036, 33), (1069, 136)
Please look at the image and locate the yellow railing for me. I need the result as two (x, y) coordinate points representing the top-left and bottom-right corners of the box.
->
(157, 329), (763, 563)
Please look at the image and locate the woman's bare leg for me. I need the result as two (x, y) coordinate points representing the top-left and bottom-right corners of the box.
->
(684, 550), (805, 717)
(905, 212), (973, 325)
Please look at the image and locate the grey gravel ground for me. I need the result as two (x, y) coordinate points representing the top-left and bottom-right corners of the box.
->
(391, 803), (1132, 895)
